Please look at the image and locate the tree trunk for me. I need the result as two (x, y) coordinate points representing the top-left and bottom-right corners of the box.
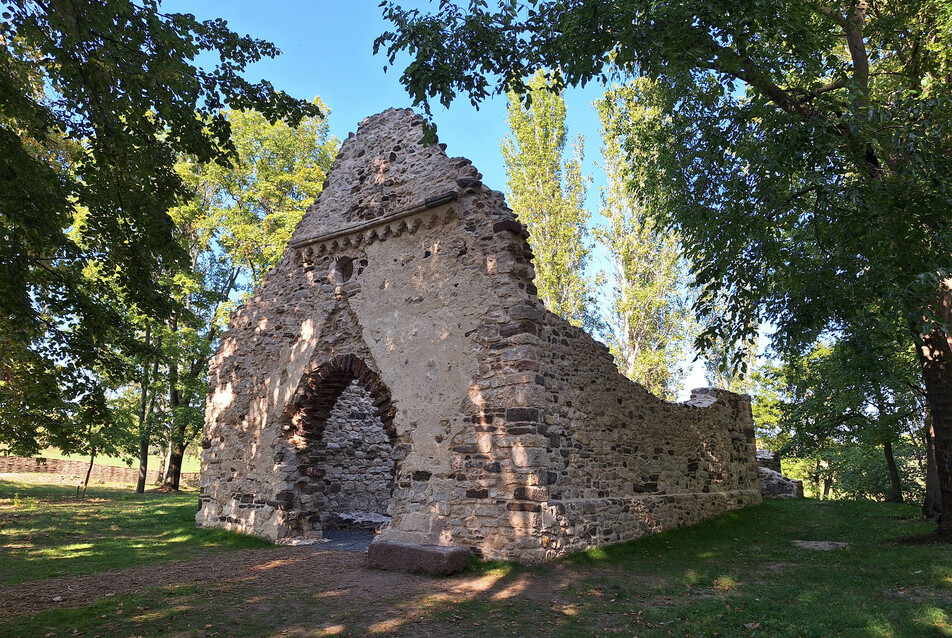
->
(883, 439), (904, 504)
(136, 325), (159, 494)
(823, 476), (833, 499)
(155, 440), (168, 485)
(925, 419), (943, 521)
(912, 281), (952, 531)
(136, 394), (155, 493)
(164, 437), (185, 490)
(81, 449), (95, 499)
(163, 315), (185, 491)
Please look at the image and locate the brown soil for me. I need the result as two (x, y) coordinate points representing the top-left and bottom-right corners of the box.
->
(889, 528), (952, 545)
(0, 547), (354, 618)
(0, 546), (638, 626)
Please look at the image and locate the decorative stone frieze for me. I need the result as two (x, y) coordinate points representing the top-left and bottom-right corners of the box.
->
(197, 108), (762, 570)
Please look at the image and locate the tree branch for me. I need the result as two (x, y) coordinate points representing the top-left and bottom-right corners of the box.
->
(844, 1), (870, 101)
(693, 35), (811, 117)
(809, 2), (849, 27)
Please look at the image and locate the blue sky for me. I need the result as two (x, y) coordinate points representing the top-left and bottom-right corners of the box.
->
(164, 1), (607, 204)
(164, 1), (712, 397)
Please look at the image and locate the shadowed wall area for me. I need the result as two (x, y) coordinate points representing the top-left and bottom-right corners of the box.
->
(197, 109), (762, 569)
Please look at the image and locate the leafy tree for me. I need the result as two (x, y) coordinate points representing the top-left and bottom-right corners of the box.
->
(597, 82), (694, 399)
(702, 312), (760, 394)
(833, 438), (926, 503)
(704, 341), (759, 395)
(502, 71), (594, 329)
(765, 331), (926, 503)
(0, 0), (320, 455)
(376, 1), (952, 531)
(154, 106), (338, 490)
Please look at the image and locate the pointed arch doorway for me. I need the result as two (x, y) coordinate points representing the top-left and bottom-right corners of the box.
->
(284, 354), (399, 541)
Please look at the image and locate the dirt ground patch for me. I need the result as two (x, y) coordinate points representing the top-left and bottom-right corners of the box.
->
(0, 546), (619, 621)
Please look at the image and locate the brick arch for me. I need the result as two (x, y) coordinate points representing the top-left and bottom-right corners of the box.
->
(289, 353), (396, 442)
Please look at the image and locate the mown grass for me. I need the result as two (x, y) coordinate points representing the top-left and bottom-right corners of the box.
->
(1, 478), (949, 638)
(35, 448), (202, 473)
(472, 499), (951, 637)
(424, 500), (950, 638)
(0, 479), (270, 584)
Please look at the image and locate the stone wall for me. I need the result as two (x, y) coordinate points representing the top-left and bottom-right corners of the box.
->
(0, 455), (199, 486)
(759, 467), (804, 499)
(312, 380), (394, 529)
(197, 108), (761, 564)
(756, 450), (782, 473)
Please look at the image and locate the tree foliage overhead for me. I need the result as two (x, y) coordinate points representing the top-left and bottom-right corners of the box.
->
(190, 105), (338, 291)
(377, 0), (952, 529)
(0, 0), (321, 454)
(378, 0), (950, 350)
(502, 70), (594, 329)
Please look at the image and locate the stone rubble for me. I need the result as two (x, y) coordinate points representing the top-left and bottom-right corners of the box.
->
(758, 466), (805, 499)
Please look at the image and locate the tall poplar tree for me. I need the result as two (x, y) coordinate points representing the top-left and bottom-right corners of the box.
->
(597, 83), (694, 399)
(502, 71), (594, 328)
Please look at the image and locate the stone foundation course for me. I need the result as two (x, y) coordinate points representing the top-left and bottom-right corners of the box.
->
(197, 108), (762, 570)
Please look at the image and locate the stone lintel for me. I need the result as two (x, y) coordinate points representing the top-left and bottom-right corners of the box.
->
(367, 540), (471, 576)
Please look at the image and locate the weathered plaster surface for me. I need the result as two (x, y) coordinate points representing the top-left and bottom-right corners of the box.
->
(197, 108), (762, 563)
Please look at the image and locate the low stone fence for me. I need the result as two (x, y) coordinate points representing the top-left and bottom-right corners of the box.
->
(0, 455), (199, 487)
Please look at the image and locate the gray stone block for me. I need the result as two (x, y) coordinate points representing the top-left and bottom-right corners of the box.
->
(367, 540), (471, 576)
(758, 466), (804, 499)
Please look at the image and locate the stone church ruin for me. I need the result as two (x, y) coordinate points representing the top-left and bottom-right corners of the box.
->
(197, 109), (762, 573)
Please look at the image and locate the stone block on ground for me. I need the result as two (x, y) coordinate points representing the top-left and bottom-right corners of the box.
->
(367, 540), (471, 576)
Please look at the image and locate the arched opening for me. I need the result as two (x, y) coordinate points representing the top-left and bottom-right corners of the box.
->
(284, 354), (398, 542)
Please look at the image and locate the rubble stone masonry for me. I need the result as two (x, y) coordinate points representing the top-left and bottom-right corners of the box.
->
(196, 109), (762, 564)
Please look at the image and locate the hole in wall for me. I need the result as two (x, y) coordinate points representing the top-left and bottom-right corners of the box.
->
(317, 380), (395, 531)
(329, 256), (354, 285)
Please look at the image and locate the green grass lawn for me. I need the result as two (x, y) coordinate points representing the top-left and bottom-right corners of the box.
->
(1, 478), (949, 638)
(36, 448), (202, 473)
(0, 479), (269, 585)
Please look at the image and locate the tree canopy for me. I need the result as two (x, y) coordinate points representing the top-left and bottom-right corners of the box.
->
(377, 0), (952, 528)
(150, 105), (337, 490)
(0, 0), (321, 454)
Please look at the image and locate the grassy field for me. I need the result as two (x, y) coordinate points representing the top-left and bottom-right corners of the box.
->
(0, 479), (269, 585)
(36, 448), (202, 473)
(0, 477), (949, 637)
